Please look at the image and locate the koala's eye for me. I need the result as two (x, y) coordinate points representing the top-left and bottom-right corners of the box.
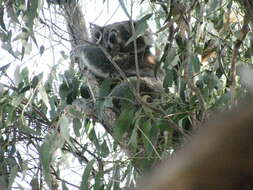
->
(122, 30), (131, 41)
(109, 33), (117, 44)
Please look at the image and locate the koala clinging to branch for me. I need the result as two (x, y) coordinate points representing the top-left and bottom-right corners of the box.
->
(73, 20), (157, 78)
(90, 21), (153, 56)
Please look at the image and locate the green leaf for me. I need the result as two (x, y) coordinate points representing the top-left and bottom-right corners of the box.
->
(8, 165), (18, 189)
(165, 48), (177, 68)
(126, 13), (153, 46)
(73, 118), (82, 137)
(38, 82), (50, 109)
(59, 115), (70, 141)
(118, 0), (130, 19)
(149, 125), (159, 150)
(203, 72), (219, 89)
(40, 45), (45, 55)
(6, 3), (19, 24)
(0, 63), (11, 76)
(191, 54), (201, 73)
(40, 132), (64, 188)
(99, 78), (113, 98)
(113, 104), (135, 139)
(30, 178), (39, 190)
(11, 94), (24, 107)
(94, 172), (104, 190)
(96, 78), (113, 119)
(125, 164), (134, 187)
(179, 79), (187, 102)
(26, 0), (39, 29)
(14, 65), (21, 85)
(16, 151), (23, 170)
(62, 182), (69, 190)
(18, 118), (41, 136)
(128, 126), (138, 152)
(0, 175), (8, 189)
(0, 4), (6, 30)
(87, 125), (99, 148)
(67, 106), (83, 119)
(59, 82), (70, 99)
(31, 75), (40, 88)
(207, 0), (220, 14)
(80, 160), (95, 190)
(1, 40), (18, 59)
(20, 67), (29, 84)
(141, 120), (153, 155)
(6, 107), (16, 126)
(112, 166), (120, 190)
(163, 69), (174, 88)
(100, 140), (109, 158)
(215, 91), (231, 107)
(40, 138), (53, 187)
(0, 83), (3, 94)
(95, 97), (113, 120)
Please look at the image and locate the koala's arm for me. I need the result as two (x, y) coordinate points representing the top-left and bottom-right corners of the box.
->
(71, 45), (115, 78)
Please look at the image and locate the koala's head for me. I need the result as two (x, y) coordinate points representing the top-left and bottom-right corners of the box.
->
(90, 21), (151, 56)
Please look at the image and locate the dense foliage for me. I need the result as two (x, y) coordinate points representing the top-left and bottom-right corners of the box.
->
(0, 0), (252, 189)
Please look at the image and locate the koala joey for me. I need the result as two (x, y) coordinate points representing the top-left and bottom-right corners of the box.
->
(73, 20), (156, 78)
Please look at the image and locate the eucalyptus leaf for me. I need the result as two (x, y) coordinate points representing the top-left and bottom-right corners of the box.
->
(80, 160), (95, 190)
(59, 115), (70, 141)
(100, 140), (109, 158)
(0, 63), (11, 75)
(113, 104), (135, 139)
(38, 82), (50, 109)
(8, 165), (18, 189)
(40, 137), (53, 187)
(118, 0), (130, 19)
(163, 69), (174, 88)
(62, 182), (69, 190)
(94, 172), (104, 190)
(128, 126), (138, 152)
(73, 118), (82, 137)
(125, 14), (152, 46)
(191, 54), (201, 73)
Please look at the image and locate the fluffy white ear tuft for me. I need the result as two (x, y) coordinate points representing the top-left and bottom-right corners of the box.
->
(89, 23), (103, 43)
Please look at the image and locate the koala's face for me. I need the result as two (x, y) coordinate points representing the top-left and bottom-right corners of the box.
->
(90, 21), (144, 56)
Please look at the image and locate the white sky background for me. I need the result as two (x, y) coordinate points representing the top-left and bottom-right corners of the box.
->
(83, 0), (150, 25)
(0, 0), (151, 83)
(0, 0), (150, 189)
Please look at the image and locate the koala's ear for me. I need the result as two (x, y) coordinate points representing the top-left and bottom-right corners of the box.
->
(90, 23), (102, 31)
(90, 23), (103, 43)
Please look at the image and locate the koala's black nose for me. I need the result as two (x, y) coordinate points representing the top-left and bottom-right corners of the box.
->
(109, 32), (117, 44)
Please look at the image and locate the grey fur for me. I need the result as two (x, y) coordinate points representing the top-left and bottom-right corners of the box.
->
(72, 20), (155, 78)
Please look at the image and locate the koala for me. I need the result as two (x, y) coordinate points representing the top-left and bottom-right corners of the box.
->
(90, 21), (152, 56)
(73, 20), (156, 78)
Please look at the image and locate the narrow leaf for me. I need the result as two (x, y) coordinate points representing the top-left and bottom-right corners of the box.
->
(59, 115), (70, 141)
(62, 182), (69, 190)
(38, 82), (50, 109)
(8, 165), (18, 188)
(80, 160), (95, 190)
(73, 118), (82, 137)
(118, 0), (130, 19)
